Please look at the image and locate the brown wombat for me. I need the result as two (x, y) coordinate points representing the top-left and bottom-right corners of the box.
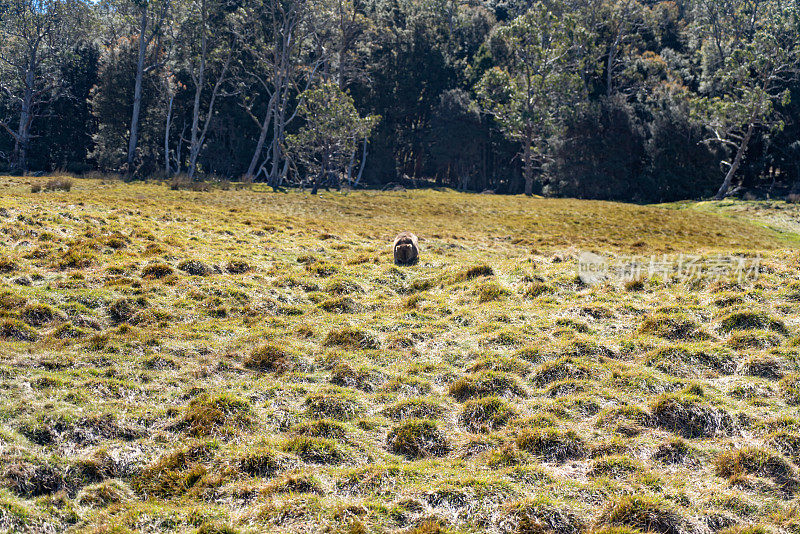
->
(393, 232), (419, 265)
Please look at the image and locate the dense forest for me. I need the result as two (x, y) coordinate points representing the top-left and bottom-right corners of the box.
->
(0, 0), (798, 200)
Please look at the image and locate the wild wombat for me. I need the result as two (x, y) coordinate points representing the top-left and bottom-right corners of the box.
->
(393, 232), (419, 265)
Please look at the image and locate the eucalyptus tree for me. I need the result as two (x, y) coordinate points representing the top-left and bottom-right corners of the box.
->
(0, 0), (83, 172)
(235, 0), (318, 184)
(179, 0), (239, 180)
(123, 0), (171, 174)
(286, 80), (377, 193)
(476, 2), (587, 196)
(692, 0), (799, 199)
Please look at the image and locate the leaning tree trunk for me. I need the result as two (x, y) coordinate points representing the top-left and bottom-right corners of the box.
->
(128, 8), (149, 174)
(715, 123), (754, 200)
(522, 127), (534, 196)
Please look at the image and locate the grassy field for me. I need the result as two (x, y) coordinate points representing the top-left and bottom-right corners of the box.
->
(1, 175), (800, 533)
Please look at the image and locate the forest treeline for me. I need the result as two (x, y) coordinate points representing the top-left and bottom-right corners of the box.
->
(1, 0), (799, 200)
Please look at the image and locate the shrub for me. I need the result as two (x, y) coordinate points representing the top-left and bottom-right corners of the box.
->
(141, 263), (174, 279)
(387, 419), (449, 459)
(323, 328), (380, 350)
(516, 429), (586, 462)
(282, 436), (344, 464)
(594, 496), (690, 534)
(178, 259), (211, 276)
(44, 178), (73, 191)
(179, 394), (253, 436)
(459, 397), (516, 433)
(449, 371), (527, 401)
(0, 319), (38, 342)
(650, 394), (734, 438)
(245, 344), (295, 374)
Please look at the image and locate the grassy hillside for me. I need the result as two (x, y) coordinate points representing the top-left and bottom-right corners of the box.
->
(1, 176), (800, 533)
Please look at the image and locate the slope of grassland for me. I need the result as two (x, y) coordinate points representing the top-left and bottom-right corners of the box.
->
(0, 176), (800, 533)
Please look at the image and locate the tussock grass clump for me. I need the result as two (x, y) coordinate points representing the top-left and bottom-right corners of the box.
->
(76, 479), (135, 507)
(330, 363), (380, 391)
(141, 263), (174, 279)
(449, 371), (527, 401)
(0, 257), (19, 273)
(588, 455), (644, 479)
(282, 436), (344, 464)
(384, 398), (446, 421)
(265, 473), (324, 494)
(0, 319), (38, 342)
(318, 296), (362, 313)
(52, 323), (88, 339)
(650, 394), (734, 438)
(459, 397), (516, 433)
(500, 498), (583, 534)
(595, 406), (652, 434)
(716, 447), (796, 490)
(738, 355), (784, 380)
(638, 313), (710, 341)
(292, 419), (346, 439)
(108, 298), (135, 323)
(532, 358), (591, 387)
(132, 443), (212, 498)
(239, 448), (279, 477)
(726, 330), (783, 350)
(594, 496), (691, 534)
(178, 259), (211, 276)
(324, 328), (380, 349)
(179, 394), (253, 436)
(21, 303), (61, 326)
(467, 355), (531, 376)
(225, 260), (251, 274)
(779, 374), (800, 405)
(516, 429), (586, 462)
(644, 345), (736, 378)
(2, 459), (64, 497)
(652, 438), (696, 465)
(245, 344), (295, 374)
(522, 281), (553, 299)
(387, 419), (449, 459)
(458, 264), (494, 281)
(718, 310), (788, 335)
(305, 389), (361, 420)
(478, 281), (511, 302)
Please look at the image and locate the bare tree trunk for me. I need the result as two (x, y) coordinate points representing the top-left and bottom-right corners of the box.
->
(127, 8), (149, 174)
(522, 127), (534, 196)
(715, 123), (754, 200)
(12, 66), (35, 173)
(244, 91), (277, 181)
(164, 91), (173, 175)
